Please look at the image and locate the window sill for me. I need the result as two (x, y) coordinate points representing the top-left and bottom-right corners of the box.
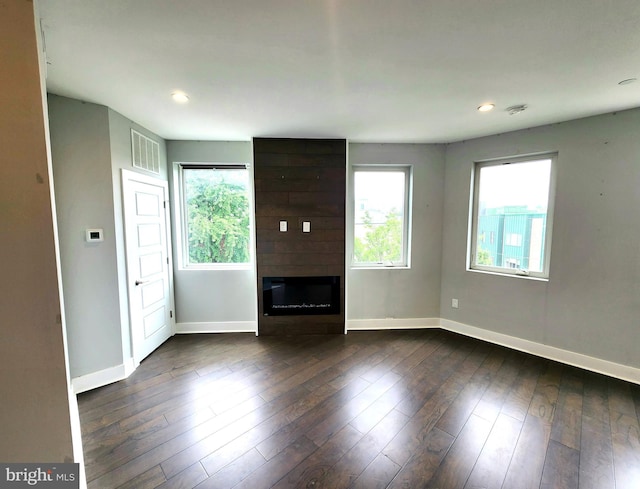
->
(180, 264), (253, 271)
(351, 265), (411, 271)
(467, 267), (549, 282)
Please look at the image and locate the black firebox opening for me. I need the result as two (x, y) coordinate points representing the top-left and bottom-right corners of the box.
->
(263, 276), (340, 316)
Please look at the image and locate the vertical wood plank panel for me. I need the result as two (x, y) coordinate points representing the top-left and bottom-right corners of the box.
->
(254, 138), (346, 335)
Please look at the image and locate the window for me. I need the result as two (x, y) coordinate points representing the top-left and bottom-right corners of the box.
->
(179, 164), (251, 267)
(353, 166), (411, 267)
(469, 154), (556, 278)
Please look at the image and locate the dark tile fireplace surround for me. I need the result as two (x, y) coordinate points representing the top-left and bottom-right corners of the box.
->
(254, 138), (346, 335)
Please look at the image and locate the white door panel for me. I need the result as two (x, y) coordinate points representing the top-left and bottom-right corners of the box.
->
(137, 223), (162, 247)
(141, 280), (165, 308)
(123, 170), (173, 364)
(139, 252), (164, 277)
(143, 306), (167, 339)
(135, 191), (161, 216)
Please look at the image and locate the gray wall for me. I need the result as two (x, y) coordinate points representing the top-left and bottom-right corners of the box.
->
(49, 95), (168, 378)
(48, 97), (640, 383)
(0, 1), (75, 461)
(168, 141), (447, 326)
(441, 109), (640, 369)
(48, 95), (123, 377)
(347, 143), (446, 320)
(166, 141), (257, 325)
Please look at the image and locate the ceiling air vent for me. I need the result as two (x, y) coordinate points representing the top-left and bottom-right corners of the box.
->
(131, 129), (160, 174)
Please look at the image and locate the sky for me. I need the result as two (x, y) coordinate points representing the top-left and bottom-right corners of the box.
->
(478, 159), (551, 210)
(354, 170), (405, 213)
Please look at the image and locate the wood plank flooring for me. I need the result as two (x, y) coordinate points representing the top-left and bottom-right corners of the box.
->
(77, 330), (640, 488)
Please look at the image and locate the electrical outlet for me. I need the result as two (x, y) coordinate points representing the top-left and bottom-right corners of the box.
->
(451, 298), (459, 309)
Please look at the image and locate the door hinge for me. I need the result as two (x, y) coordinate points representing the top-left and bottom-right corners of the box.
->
(163, 201), (166, 209)
(170, 310), (173, 318)
(166, 257), (169, 264)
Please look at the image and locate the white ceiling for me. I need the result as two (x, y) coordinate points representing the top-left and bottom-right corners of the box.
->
(38, 0), (640, 143)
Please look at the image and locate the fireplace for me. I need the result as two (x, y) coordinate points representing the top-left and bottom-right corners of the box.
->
(254, 138), (345, 334)
(263, 276), (340, 316)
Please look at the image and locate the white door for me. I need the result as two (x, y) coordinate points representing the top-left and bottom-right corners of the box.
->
(122, 170), (174, 364)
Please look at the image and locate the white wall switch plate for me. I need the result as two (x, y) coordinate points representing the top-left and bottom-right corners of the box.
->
(302, 221), (311, 233)
(451, 298), (459, 308)
(279, 220), (287, 232)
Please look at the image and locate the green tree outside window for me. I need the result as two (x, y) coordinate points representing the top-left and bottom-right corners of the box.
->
(184, 169), (250, 264)
(354, 210), (402, 264)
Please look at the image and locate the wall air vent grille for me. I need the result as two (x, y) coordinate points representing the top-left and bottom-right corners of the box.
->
(131, 129), (160, 174)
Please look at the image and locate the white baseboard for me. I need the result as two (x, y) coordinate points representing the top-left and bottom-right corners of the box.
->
(73, 318), (640, 393)
(124, 356), (138, 377)
(347, 317), (440, 331)
(176, 321), (257, 334)
(440, 318), (640, 385)
(71, 357), (136, 394)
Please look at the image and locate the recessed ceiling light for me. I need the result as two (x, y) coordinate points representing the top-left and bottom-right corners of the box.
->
(618, 78), (637, 86)
(478, 103), (495, 112)
(171, 91), (189, 103)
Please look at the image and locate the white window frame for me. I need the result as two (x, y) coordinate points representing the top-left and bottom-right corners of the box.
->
(174, 162), (254, 270)
(351, 165), (412, 268)
(468, 153), (557, 279)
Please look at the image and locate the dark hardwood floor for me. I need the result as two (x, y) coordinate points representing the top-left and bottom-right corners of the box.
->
(77, 330), (640, 488)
